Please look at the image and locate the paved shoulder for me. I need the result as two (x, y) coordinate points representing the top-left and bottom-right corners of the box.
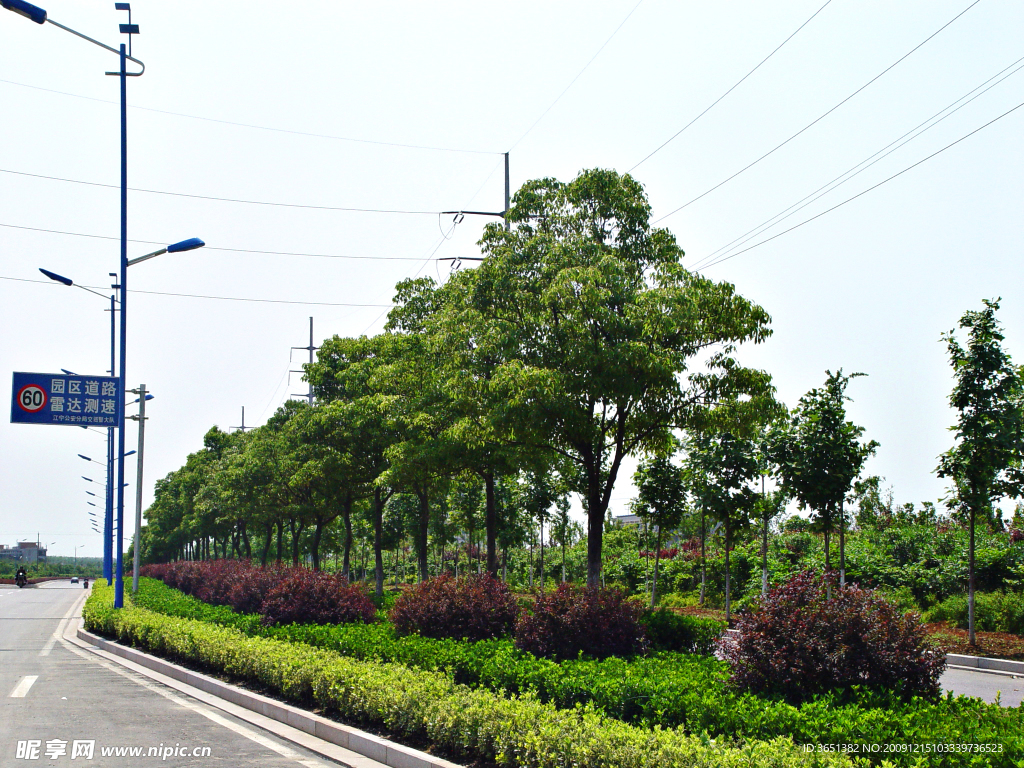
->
(0, 584), (352, 766)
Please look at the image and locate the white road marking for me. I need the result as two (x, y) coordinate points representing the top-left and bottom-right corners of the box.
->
(40, 596), (81, 656)
(9, 675), (38, 698)
(57, 633), (331, 767)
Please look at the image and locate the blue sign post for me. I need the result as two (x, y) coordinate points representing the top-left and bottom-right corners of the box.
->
(10, 372), (121, 427)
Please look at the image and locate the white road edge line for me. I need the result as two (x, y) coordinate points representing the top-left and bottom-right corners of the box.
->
(9, 675), (38, 698)
(56, 596), (333, 768)
(40, 594), (81, 656)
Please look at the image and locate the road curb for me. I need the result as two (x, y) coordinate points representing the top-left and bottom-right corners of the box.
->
(76, 625), (463, 768)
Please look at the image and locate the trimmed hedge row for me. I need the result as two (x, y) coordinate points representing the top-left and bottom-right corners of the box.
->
(127, 577), (1024, 765)
(83, 583), (853, 768)
(131, 577), (727, 725)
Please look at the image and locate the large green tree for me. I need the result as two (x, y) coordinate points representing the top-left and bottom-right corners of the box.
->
(464, 168), (775, 586)
(306, 335), (403, 596)
(773, 370), (877, 593)
(937, 299), (1024, 644)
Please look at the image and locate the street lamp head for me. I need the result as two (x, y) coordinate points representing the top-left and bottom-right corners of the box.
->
(78, 454), (92, 462)
(124, 449), (136, 457)
(167, 237), (204, 253)
(40, 268), (73, 286)
(82, 476), (92, 482)
(1, 0), (47, 24)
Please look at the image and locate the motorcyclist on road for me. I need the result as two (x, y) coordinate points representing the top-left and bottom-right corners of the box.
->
(15, 566), (27, 586)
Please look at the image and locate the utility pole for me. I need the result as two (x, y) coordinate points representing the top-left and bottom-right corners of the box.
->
(231, 406), (252, 432)
(504, 151), (510, 232)
(128, 384), (147, 594)
(291, 317), (318, 405)
(439, 151), (510, 264)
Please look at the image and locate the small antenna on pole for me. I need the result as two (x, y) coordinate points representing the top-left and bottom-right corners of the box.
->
(290, 317), (319, 405)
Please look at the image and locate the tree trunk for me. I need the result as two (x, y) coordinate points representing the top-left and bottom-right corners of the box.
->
(699, 505), (706, 605)
(241, 522), (252, 559)
(311, 519), (324, 571)
(275, 521), (283, 564)
(561, 536), (567, 583)
(969, 507), (977, 645)
(839, 502), (846, 589)
(761, 508), (769, 598)
(724, 516), (732, 623)
(288, 518), (304, 567)
(484, 472), (498, 575)
(258, 528), (270, 569)
(372, 487), (385, 598)
(417, 488), (430, 583)
(824, 525), (832, 601)
(342, 492), (353, 582)
(586, 463), (604, 588)
(538, 516), (545, 593)
(529, 534), (534, 589)
(651, 523), (663, 609)
(761, 478), (769, 598)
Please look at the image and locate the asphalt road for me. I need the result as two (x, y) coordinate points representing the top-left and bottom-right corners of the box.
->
(940, 666), (1024, 707)
(0, 581), (347, 767)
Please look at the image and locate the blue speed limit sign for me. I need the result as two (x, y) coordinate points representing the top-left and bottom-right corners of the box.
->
(11, 372), (121, 426)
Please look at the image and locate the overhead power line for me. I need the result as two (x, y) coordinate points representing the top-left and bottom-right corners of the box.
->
(653, 0), (983, 224)
(696, 97), (1024, 270)
(0, 275), (393, 308)
(630, 0), (834, 172)
(689, 52), (1024, 271)
(0, 221), (429, 261)
(0, 77), (501, 156)
(0, 168), (441, 215)
(507, 0), (645, 152)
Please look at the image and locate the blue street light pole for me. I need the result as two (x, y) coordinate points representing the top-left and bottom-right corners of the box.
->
(42, 240), (201, 608)
(4, 0), (143, 607)
(10, 1), (203, 608)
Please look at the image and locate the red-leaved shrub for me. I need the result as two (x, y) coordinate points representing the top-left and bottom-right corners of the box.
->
(722, 570), (945, 703)
(259, 569), (375, 626)
(514, 583), (647, 660)
(389, 574), (519, 641)
(139, 560), (375, 626)
(226, 564), (283, 615)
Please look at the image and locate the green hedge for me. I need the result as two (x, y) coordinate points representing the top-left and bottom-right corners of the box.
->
(126, 577), (1024, 766)
(132, 577), (731, 726)
(84, 583), (853, 768)
(924, 592), (1024, 635)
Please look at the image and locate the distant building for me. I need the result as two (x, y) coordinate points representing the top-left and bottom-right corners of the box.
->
(1, 541), (48, 563)
(612, 513), (642, 527)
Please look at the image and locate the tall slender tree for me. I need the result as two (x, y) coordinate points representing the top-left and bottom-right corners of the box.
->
(632, 453), (688, 608)
(772, 371), (877, 594)
(684, 432), (759, 621)
(937, 300), (1024, 645)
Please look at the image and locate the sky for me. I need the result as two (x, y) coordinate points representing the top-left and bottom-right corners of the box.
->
(1, 0), (1022, 558)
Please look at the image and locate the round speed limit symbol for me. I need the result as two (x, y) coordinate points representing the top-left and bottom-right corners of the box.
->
(17, 384), (47, 413)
